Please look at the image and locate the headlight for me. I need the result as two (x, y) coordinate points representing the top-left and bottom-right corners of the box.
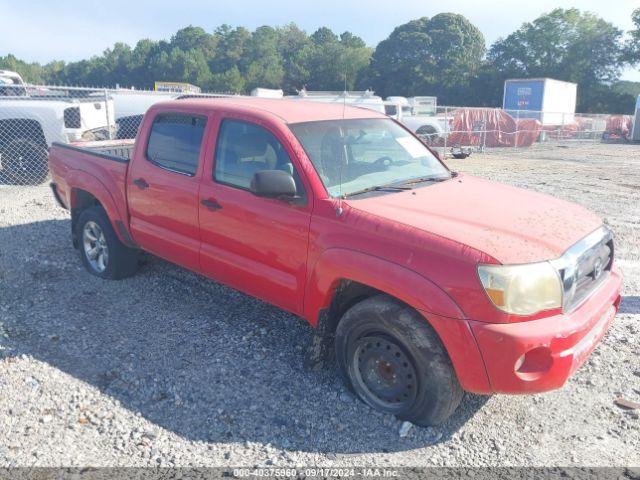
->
(477, 262), (562, 316)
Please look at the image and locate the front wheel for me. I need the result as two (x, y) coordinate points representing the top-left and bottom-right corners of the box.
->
(416, 125), (438, 146)
(335, 295), (463, 426)
(76, 206), (139, 280)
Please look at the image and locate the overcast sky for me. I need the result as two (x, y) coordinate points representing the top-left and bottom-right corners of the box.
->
(1, 0), (639, 80)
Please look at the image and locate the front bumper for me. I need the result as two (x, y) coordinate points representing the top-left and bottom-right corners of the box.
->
(469, 268), (623, 393)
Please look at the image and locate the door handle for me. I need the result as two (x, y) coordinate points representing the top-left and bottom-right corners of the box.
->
(133, 178), (149, 189)
(201, 198), (223, 210)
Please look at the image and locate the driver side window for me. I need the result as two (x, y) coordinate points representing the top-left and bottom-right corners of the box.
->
(214, 119), (305, 199)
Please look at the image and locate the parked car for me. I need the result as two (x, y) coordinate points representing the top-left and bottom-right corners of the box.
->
(49, 98), (622, 425)
(385, 96), (445, 144)
(0, 78), (114, 184)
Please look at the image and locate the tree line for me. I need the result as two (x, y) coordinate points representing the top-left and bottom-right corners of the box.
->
(2, 8), (639, 113)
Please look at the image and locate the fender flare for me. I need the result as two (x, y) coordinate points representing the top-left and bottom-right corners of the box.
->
(303, 247), (465, 325)
(65, 169), (129, 244)
(303, 248), (492, 393)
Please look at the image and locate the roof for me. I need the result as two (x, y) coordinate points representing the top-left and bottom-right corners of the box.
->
(505, 78), (578, 86)
(169, 96), (387, 123)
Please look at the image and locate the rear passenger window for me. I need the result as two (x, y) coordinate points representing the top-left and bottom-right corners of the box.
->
(146, 114), (206, 175)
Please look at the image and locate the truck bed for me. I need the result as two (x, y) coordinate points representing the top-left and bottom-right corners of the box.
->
(48, 140), (133, 227)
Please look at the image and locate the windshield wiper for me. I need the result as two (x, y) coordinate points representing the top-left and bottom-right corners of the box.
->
(344, 184), (413, 198)
(399, 175), (452, 186)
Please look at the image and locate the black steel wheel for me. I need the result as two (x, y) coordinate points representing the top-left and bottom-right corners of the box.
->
(349, 335), (418, 413)
(335, 295), (463, 426)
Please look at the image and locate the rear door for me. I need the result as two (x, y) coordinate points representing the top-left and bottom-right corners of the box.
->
(127, 110), (209, 271)
(198, 117), (313, 314)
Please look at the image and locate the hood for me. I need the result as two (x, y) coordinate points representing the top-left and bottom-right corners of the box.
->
(347, 174), (602, 264)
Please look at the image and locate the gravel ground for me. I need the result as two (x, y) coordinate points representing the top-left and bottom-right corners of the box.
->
(0, 142), (638, 468)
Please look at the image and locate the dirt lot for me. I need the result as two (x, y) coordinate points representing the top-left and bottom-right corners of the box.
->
(0, 142), (638, 468)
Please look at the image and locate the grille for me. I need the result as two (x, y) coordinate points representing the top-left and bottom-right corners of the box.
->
(551, 226), (614, 313)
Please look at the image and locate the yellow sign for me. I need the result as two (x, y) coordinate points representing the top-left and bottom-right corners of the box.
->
(154, 82), (201, 94)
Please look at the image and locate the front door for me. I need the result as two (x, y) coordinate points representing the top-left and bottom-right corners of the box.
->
(127, 111), (208, 271)
(198, 118), (312, 314)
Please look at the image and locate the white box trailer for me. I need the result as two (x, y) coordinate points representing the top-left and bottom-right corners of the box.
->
(503, 78), (577, 126)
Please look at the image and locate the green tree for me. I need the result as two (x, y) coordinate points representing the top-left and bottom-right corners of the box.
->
(209, 66), (245, 93)
(43, 60), (67, 85)
(1, 23), (369, 94)
(366, 13), (485, 100)
(168, 48), (213, 87)
(0, 54), (48, 84)
(211, 25), (251, 74)
(101, 43), (133, 86)
(488, 8), (625, 110)
(242, 26), (285, 90)
(128, 39), (158, 88)
(278, 23), (311, 92)
(3, 14), (631, 113)
(171, 26), (217, 54)
(625, 8), (640, 64)
(579, 84), (635, 114)
(613, 80), (640, 97)
(303, 27), (372, 90)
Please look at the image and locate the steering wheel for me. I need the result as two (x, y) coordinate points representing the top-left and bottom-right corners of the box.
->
(373, 156), (394, 169)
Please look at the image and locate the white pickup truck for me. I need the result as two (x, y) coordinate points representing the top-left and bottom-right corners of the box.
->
(0, 70), (114, 184)
(384, 96), (447, 145)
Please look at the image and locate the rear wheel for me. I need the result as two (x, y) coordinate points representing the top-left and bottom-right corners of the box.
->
(0, 138), (48, 185)
(76, 206), (139, 280)
(416, 125), (438, 146)
(335, 295), (463, 426)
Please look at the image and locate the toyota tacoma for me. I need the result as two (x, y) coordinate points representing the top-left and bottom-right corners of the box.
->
(48, 98), (623, 425)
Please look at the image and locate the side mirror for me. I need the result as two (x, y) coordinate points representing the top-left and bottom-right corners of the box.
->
(250, 170), (297, 199)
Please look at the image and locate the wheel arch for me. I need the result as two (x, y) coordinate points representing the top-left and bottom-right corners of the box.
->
(304, 248), (465, 326)
(416, 124), (438, 134)
(66, 172), (128, 248)
(303, 248), (492, 393)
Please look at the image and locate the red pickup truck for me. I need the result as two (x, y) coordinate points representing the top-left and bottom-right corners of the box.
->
(49, 98), (623, 425)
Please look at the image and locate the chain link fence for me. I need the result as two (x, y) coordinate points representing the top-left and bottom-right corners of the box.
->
(0, 85), (228, 185)
(0, 84), (635, 185)
(419, 106), (634, 158)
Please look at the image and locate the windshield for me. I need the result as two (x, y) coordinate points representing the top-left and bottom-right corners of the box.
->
(289, 118), (450, 197)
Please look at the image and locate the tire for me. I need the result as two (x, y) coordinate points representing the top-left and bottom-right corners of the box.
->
(0, 138), (49, 185)
(76, 206), (139, 280)
(416, 125), (438, 146)
(335, 295), (463, 426)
